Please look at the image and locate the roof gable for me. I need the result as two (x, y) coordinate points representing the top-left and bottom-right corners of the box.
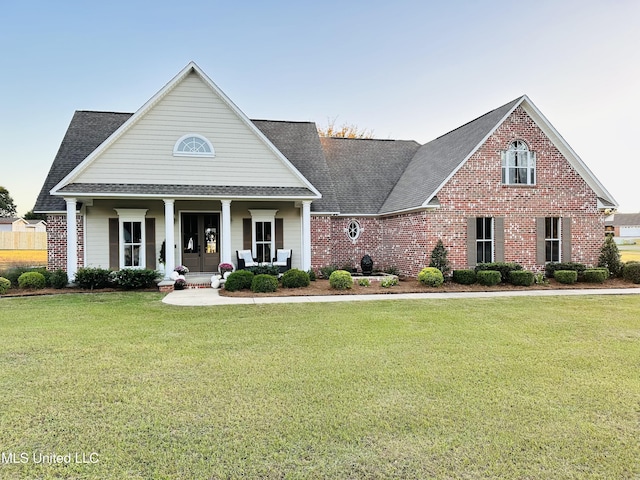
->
(49, 62), (320, 200)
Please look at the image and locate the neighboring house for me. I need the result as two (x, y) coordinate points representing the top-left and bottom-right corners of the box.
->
(605, 213), (640, 241)
(34, 62), (617, 279)
(0, 217), (29, 232)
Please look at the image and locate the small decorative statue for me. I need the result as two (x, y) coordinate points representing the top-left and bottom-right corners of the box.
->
(360, 254), (374, 275)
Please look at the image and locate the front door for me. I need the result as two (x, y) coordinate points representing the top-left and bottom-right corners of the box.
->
(181, 213), (220, 272)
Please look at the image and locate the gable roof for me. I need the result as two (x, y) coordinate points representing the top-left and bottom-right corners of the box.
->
(45, 62), (320, 206)
(381, 97), (521, 214)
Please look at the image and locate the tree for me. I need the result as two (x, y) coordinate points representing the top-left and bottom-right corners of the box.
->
(598, 234), (623, 277)
(24, 210), (47, 221)
(0, 186), (17, 217)
(429, 239), (451, 277)
(317, 117), (374, 139)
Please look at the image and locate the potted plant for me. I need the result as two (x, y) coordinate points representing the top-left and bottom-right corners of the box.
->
(218, 262), (234, 277)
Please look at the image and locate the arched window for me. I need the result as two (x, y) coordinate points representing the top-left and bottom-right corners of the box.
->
(173, 134), (215, 157)
(501, 140), (535, 185)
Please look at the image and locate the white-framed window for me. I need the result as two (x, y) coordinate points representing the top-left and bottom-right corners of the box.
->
(249, 210), (278, 263)
(173, 134), (215, 157)
(476, 217), (494, 264)
(545, 217), (561, 262)
(114, 209), (147, 268)
(501, 140), (535, 185)
(345, 219), (362, 242)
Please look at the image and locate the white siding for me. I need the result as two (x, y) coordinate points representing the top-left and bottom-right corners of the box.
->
(74, 72), (307, 188)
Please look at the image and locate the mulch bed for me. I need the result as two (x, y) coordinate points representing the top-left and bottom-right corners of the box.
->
(2, 278), (637, 299)
(219, 277), (639, 298)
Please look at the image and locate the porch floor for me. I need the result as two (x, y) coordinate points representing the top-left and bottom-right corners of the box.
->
(184, 273), (217, 288)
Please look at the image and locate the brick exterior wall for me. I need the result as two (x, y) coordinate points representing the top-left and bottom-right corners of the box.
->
(310, 107), (605, 277)
(46, 214), (84, 271)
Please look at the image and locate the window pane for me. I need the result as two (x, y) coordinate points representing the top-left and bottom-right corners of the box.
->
(123, 222), (132, 243)
(132, 245), (140, 266)
(132, 222), (142, 243)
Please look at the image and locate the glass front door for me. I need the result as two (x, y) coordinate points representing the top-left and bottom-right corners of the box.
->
(181, 213), (220, 272)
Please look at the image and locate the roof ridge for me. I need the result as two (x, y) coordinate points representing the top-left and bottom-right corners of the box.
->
(430, 96), (524, 142)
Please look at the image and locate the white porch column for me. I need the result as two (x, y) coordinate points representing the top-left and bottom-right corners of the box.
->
(221, 200), (232, 264)
(65, 198), (78, 281)
(301, 201), (312, 271)
(163, 199), (175, 278)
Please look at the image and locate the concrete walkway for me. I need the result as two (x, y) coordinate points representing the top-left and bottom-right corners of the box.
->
(162, 286), (640, 306)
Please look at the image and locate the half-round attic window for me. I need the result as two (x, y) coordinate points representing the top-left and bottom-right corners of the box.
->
(173, 134), (215, 157)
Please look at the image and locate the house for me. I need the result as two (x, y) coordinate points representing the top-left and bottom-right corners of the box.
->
(34, 62), (617, 280)
(605, 213), (640, 242)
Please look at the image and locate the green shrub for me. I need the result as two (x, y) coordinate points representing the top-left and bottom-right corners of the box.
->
(554, 270), (578, 284)
(247, 264), (280, 276)
(380, 277), (398, 288)
(475, 262), (522, 283)
(111, 269), (160, 290)
(477, 270), (501, 286)
(49, 269), (69, 289)
(429, 239), (451, 277)
(545, 262), (586, 279)
(74, 267), (112, 289)
(358, 278), (371, 287)
(329, 270), (352, 290)
(18, 272), (46, 290)
(307, 269), (317, 281)
(582, 268), (609, 284)
(0, 277), (11, 295)
(622, 262), (640, 284)
(224, 270), (255, 292)
(281, 269), (310, 288)
(251, 274), (279, 293)
(3, 266), (51, 287)
(452, 269), (476, 285)
(534, 273), (549, 285)
(508, 270), (534, 287)
(320, 265), (340, 279)
(418, 267), (444, 287)
(598, 235), (623, 277)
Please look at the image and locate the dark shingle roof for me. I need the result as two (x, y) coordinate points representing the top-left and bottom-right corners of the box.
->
(381, 97), (521, 213)
(319, 137), (421, 214)
(57, 183), (316, 197)
(606, 213), (640, 227)
(252, 120), (340, 212)
(34, 111), (133, 211)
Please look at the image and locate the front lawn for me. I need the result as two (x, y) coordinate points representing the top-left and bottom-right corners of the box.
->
(0, 293), (638, 479)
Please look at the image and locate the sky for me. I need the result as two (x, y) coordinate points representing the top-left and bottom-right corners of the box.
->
(1, 0), (639, 215)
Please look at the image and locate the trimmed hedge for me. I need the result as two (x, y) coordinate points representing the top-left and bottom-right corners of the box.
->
(18, 272), (46, 290)
(582, 268), (609, 284)
(555, 270), (578, 284)
(281, 269), (310, 288)
(418, 267), (444, 287)
(477, 270), (501, 286)
(475, 262), (522, 283)
(251, 274), (279, 293)
(50, 269), (69, 289)
(0, 277), (11, 295)
(622, 262), (640, 284)
(111, 269), (160, 290)
(329, 270), (352, 290)
(508, 270), (534, 286)
(224, 270), (255, 291)
(74, 267), (112, 289)
(3, 267), (51, 288)
(545, 262), (586, 279)
(452, 269), (477, 285)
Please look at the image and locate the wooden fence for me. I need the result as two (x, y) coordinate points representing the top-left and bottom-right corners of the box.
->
(0, 232), (47, 250)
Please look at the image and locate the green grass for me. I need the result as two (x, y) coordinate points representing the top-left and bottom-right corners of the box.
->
(619, 240), (640, 262)
(1, 293), (639, 479)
